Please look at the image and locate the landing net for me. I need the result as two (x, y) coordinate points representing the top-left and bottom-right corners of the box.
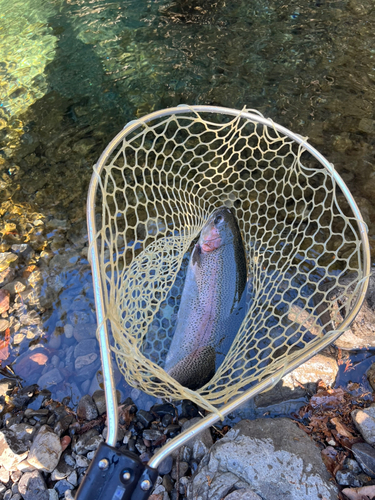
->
(89, 106), (370, 414)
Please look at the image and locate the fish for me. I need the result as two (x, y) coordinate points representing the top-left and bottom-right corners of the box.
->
(164, 206), (247, 390)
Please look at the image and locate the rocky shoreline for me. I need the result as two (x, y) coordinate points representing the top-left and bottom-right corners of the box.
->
(1, 364), (375, 500)
(2, 229), (375, 499)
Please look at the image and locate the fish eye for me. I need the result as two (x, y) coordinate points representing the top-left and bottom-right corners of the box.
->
(214, 215), (224, 225)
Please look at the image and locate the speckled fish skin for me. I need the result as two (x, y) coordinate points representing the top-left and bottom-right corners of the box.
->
(164, 206), (247, 390)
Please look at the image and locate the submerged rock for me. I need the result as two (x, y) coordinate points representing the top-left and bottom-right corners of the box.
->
(330, 274), (375, 350)
(188, 418), (338, 500)
(254, 352), (338, 409)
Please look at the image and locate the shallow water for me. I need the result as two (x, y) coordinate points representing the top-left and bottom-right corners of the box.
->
(0, 0), (375, 411)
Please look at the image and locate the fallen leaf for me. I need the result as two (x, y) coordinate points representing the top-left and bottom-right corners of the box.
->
(321, 447), (338, 475)
(0, 328), (11, 363)
(118, 404), (136, 427)
(331, 417), (355, 439)
(342, 485), (375, 499)
(310, 388), (346, 409)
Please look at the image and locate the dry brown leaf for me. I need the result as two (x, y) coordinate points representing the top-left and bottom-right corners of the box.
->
(149, 495), (163, 500)
(118, 404), (136, 427)
(331, 417), (355, 439)
(321, 447), (338, 475)
(342, 485), (375, 500)
(310, 388), (346, 410)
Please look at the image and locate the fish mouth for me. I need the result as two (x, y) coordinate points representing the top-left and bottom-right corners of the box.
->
(201, 236), (222, 253)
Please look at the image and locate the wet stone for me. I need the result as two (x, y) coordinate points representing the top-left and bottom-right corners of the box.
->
(11, 470), (22, 483)
(54, 415), (74, 437)
(77, 395), (98, 421)
(181, 401), (198, 419)
(24, 408), (49, 418)
(54, 479), (74, 496)
(143, 429), (163, 442)
(19, 310), (41, 326)
(27, 391), (51, 411)
(335, 470), (362, 487)
(351, 442), (375, 478)
(158, 455), (173, 476)
(73, 339), (97, 358)
(352, 406), (375, 445)
(0, 253), (18, 273)
(151, 404), (176, 418)
(0, 266), (15, 287)
(0, 289), (10, 314)
(51, 458), (74, 481)
(3, 490), (12, 500)
(0, 318), (9, 331)
(74, 429), (103, 455)
(345, 458), (362, 474)
(37, 369), (63, 389)
(48, 332), (61, 350)
(164, 424), (181, 437)
(171, 461), (189, 480)
(92, 390), (106, 415)
(73, 454), (89, 468)
(75, 353), (98, 371)
(11, 244), (35, 262)
(161, 414), (173, 427)
(67, 469), (77, 486)
(64, 324), (74, 339)
(137, 410), (154, 428)
(0, 467), (10, 483)
(73, 324), (97, 342)
(0, 430), (28, 471)
(75, 357), (100, 382)
(162, 474), (174, 493)
(18, 470), (49, 500)
(9, 423), (35, 441)
(0, 379), (17, 397)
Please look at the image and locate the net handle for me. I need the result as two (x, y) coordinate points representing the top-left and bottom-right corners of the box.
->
(87, 105), (371, 448)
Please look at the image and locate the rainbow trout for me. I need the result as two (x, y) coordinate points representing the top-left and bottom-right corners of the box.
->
(164, 206), (247, 389)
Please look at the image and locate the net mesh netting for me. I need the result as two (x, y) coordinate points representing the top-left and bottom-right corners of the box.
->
(92, 106), (367, 414)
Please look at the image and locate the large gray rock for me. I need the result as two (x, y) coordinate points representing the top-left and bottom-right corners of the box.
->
(27, 425), (63, 472)
(225, 490), (262, 500)
(352, 406), (375, 446)
(18, 470), (48, 500)
(0, 430), (28, 471)
(188, 419), (338, 500)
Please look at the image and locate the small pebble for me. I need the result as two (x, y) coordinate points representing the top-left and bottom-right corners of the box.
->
(336, 470), (362, 487)
(136, 410), (154, 428)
